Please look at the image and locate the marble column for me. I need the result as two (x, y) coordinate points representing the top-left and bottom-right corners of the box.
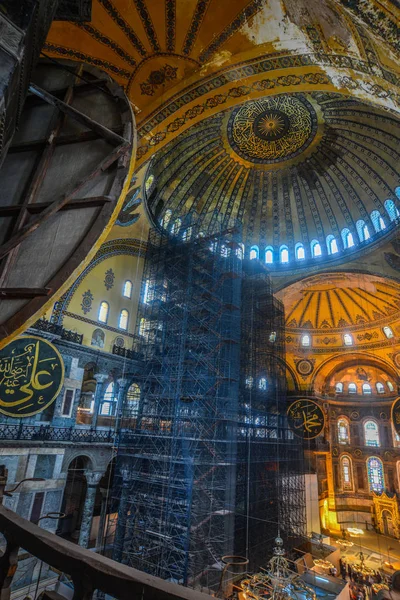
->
(115, 378), (128, 432)
(95, 487), (109, 550)
(78, 471), (103, 548)
(91, 374), (109, 428)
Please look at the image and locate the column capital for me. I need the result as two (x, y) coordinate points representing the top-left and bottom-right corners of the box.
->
(94, 373), (109, 384)
(84, 471), (103, 487)
(117, 377), (128, 388)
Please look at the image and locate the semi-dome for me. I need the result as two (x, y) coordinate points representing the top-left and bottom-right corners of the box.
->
(145, 91), (400, 269)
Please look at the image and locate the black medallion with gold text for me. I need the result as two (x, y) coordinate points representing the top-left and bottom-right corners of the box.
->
(287, 399), (325, 439)
(0, 336), (64, 417)
(391, 398), (400, 437)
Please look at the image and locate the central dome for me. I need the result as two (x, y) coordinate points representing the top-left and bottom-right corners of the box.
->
(227, 96), (317, 163)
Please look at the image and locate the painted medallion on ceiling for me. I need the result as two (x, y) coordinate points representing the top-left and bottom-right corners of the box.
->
(227, 95), (318, 164)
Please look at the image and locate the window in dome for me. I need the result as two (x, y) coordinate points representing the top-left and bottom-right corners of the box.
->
(98, 301), (109, 324)
(145, 174), (154, 193)
(348, 383), (357, 394)
(342, 228), (355, 249)
(221, 244), (229, 257)
(384, 199), (400, 221)
(280, 245), (289, 263)
(295, 243), (305, 260)
(326, 235), (338, 255)
(338, 418), (350, 444)
(245, 376), (253, 388)
(341, 456), (352, 489)
(119, 309), (129, 330)
(396, 187), (400, 200)
(371, 210), (386, 232)
(250, 245), (259, 260)
(265, 246), (274, 264)
(376, 382), (385, 394)
(259, 377), (267, 391)
(310, 239), (322, 257)
(383, 326), (394, 338)
(123, 280), (132, 298)
(301, 334), (311, 347)
(343, 333), (353, 346)
(387, 381), (394, 392)
(161, 209), (172, 229)
(362, 383), (372, 394)
(356, 220), (367, 242)
(170, 218), (181, 235)
(236, 243), (244, 259)
(367, 457), (384, 492)
(336, 382), (343, 393)
(182, 227), (192, 241)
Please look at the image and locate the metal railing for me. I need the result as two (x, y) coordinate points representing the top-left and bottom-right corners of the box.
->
(0, 504), (213, 600)
(0, 423), (115, 443)
(32, 318), (83, 344)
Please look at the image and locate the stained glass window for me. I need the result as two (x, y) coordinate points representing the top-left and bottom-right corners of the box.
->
(338, 418), (349, 444)
(367, 457), (384, 493)
(364, 420), (380, 447)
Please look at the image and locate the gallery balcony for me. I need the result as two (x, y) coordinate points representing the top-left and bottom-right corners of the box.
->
(0, 504), (212, 600)
(0, 423), (115, 444)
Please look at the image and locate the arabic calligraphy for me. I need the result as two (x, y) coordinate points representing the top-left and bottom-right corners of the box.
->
(0, 336), (64, 417)
(287, 399), (325, 439)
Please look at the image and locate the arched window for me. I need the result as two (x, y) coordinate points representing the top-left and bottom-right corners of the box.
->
(384, 199), (400, 222)
(123, 280), (132, 298)
(338, 418), (350, 444)
(364, 420), (380, 446)
(119, 309), (129, 330)
(145, 174), (154, 193)
(343, 333), (353, 346)
(326, 235), (338, 255)
(348, 383), (357, 394)
(250, 245), (259, 260)
(335, 382), (343, 393)
(265, 246), (274, 264)
(220, 244), (229, 257)
(356, 220), (370, 242)
(295, 243), (305, 260)
(396, 187), (400, 201)
(362, 382), (372, 395)
(161, 209), (172, 229)
(100, 382), (116, 416)
(170, 218), (181, 235)
(376, 382), (385, 394)
(258, 377), (267, 391)
(371, 210), (386, 232)
(341, 228), (354, 249)
(139, 317), (149, 337)
(183, 226), (192, 242)
(341, 456), (352, 489)
(310, 239), (322, 257)
(301, 334), (311, 347)
(236, 243), (244, 259)
(387, 381), (394, 392)
(125, 383), (140, 417)
(280, 245), (289, 264)
(367, 457), (384, 492)
(383, 326), (394, 339)
(98, 301), (109, 324)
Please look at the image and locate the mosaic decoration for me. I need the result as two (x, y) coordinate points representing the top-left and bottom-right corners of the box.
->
(91, 328), (105, 348)
(114, 336), (125, 348)
(97, 0), (147, 56)
(75, 23), (137, 67)
(287, 399), (325, 440)
(116, 185), (142, 227)
(104, 268), (115, 290)
(81, 290), (93, 314)
(140, 64), (178, 96)
(296, 359), (314, 376)
(228, 95), (318, 163)
(0, 336), (64, 418)
(42, 43), (131, 79)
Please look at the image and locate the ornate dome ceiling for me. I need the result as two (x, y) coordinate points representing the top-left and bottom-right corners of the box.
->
(145, 92), (400, 267)
(277, 273), (400, 331)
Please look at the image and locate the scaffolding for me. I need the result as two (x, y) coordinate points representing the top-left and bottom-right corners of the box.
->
(111, 219), (306, 592)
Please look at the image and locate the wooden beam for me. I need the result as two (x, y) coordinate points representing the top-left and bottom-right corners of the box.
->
(0, 196), (112, 216)
(25, 78), (110, 108)
(0, 144), (129, 261)
(29, 84), (128, 146)
(0, 288), (51, 299)
(8, 127), (124, 153)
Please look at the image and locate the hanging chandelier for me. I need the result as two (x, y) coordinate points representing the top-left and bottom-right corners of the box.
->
(240, 537), (316, 600)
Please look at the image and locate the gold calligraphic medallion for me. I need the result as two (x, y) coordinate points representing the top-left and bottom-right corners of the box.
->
(391, 398), (400, 437)
(227, 95), (318, 164)
(0, 336), (64, 417)
(287, 399), (325, 439)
